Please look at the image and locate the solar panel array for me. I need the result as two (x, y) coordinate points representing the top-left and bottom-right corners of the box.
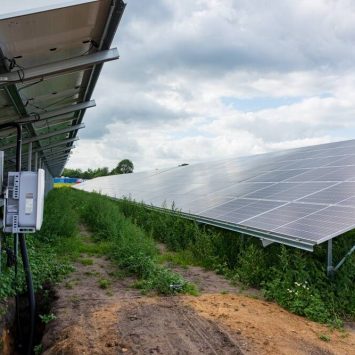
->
(0, 0), (125, 177)
(75, 139), (355, 251)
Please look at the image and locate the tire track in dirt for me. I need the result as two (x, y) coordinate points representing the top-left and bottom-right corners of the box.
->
(116, 297), (243, 354)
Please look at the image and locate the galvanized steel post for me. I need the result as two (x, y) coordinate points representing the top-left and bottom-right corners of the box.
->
(34, 152), (38, 171)
(327, 239), (334, 276)
(27, 142), (32, 171)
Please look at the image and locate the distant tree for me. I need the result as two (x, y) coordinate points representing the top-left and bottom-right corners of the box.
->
(93, 167), (109, 178)
(111, 159), (134, 175)
(63, 168), (83, 178)
(62, 160), (134, 179)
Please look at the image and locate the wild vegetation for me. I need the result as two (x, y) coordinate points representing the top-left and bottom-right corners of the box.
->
(1, 188), (354, 327)
(115, 195), (355, 325)
(0, 187), (194, 305)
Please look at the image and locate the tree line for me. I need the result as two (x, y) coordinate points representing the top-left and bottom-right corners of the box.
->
(63, 159), (134, 180)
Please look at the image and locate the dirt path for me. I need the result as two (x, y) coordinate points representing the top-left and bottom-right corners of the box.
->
(41, 227), (355, 354)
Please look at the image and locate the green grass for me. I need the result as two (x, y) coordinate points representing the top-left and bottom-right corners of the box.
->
(79, 258), (94, 266)
(1, 187), (197, 303)
(39, 313), (57, 324)
(98, 279), (110, 289)
(319, 334), (331, 342)
(67, 189), (197, 296)
(157, 249), (197, 268)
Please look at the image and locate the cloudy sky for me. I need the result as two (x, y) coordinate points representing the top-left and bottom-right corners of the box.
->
(3, 0), (355, 171)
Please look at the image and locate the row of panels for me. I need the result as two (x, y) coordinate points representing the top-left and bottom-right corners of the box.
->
(75, 139), (355, 247)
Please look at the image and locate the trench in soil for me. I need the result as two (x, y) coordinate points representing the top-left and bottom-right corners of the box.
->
(2, 284), (57, 354)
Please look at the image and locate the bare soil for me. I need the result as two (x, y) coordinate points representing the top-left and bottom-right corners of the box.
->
(41, 228), (355, 354)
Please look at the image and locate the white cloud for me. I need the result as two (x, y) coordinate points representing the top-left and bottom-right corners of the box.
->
(3, 1), (355, 173)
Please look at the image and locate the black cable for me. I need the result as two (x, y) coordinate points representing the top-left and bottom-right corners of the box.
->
(19, 233), (35, 355)
(79, 40), (98, 56)
(1, 56), (25, 83)
(0, 122), (22, 170)
(18, 78), (43, 92)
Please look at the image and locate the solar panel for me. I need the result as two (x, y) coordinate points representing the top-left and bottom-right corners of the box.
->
(0, 0), (125, 177)
(75, 138), (355, 251)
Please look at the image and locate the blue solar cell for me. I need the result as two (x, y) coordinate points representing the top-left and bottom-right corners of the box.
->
(246, 169), (308, 183)
(217, 200), (285, 224)
(299, 182), (355, 205)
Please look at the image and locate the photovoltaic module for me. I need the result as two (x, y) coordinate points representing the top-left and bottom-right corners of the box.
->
(75, 139), (355, 251)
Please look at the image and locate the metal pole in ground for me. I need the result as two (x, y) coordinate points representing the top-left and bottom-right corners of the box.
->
(27, 142), (32, 171)
(34, 152), (38, 171)
(327, 239), (334, 277)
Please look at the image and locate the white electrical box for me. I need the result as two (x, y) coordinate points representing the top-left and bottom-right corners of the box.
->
(3, 169), (45, 233)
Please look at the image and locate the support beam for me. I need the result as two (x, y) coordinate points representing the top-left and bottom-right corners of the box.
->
(15, 100), (96, 124)
(33, 116), (79, 131)
(40, 138), (79, 153)
(21, 87), (82, 104)
(1, 123), (85, 150)
(46, 157), (70, 166)
(0, 48), (119, 86)
(34, 152), (38, 171)
(27, 142), (32, 171)
(47, 158), (69, 168)
(22, 146), (76, 163)
(334, 245), (355, 272)
(4, 137), (79, 161)
(44, 147), (75, 159)
(261, 238), (274, 247)
(44, 145), (76, 156)
(45, 157), (71, 167)
(327, 239), (334, 276)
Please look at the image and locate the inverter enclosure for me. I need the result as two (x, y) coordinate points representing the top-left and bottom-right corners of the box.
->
(3, 169), (45, 233)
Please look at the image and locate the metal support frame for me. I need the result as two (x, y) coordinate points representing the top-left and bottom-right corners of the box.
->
(18, 145), (76, 163)
(327, 240), (355, 276)
(0, 48), (119, 86)
(327, 240), (334, 276)
(40, 137), (79, 152)
(33, 119), (79, 133)
(4, 137), (79, 161)
(27, 142), (32, 171)
(21, 87), (82, 104)
(261, 239), (274, 247)
(47, 159), (69, 168)
(34, 152), (38, 171)
(1, 123), (85, 150)
(44, 153), (73, 164)
(45, 159), (70, 169)
(43, 146), (75, 159)
(15, 100), (96, 124)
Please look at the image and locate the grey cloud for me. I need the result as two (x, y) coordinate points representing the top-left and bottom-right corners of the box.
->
(72, 0), (355, 169)
(110, 0), (355, 86)
(81, 91), (190, 139)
